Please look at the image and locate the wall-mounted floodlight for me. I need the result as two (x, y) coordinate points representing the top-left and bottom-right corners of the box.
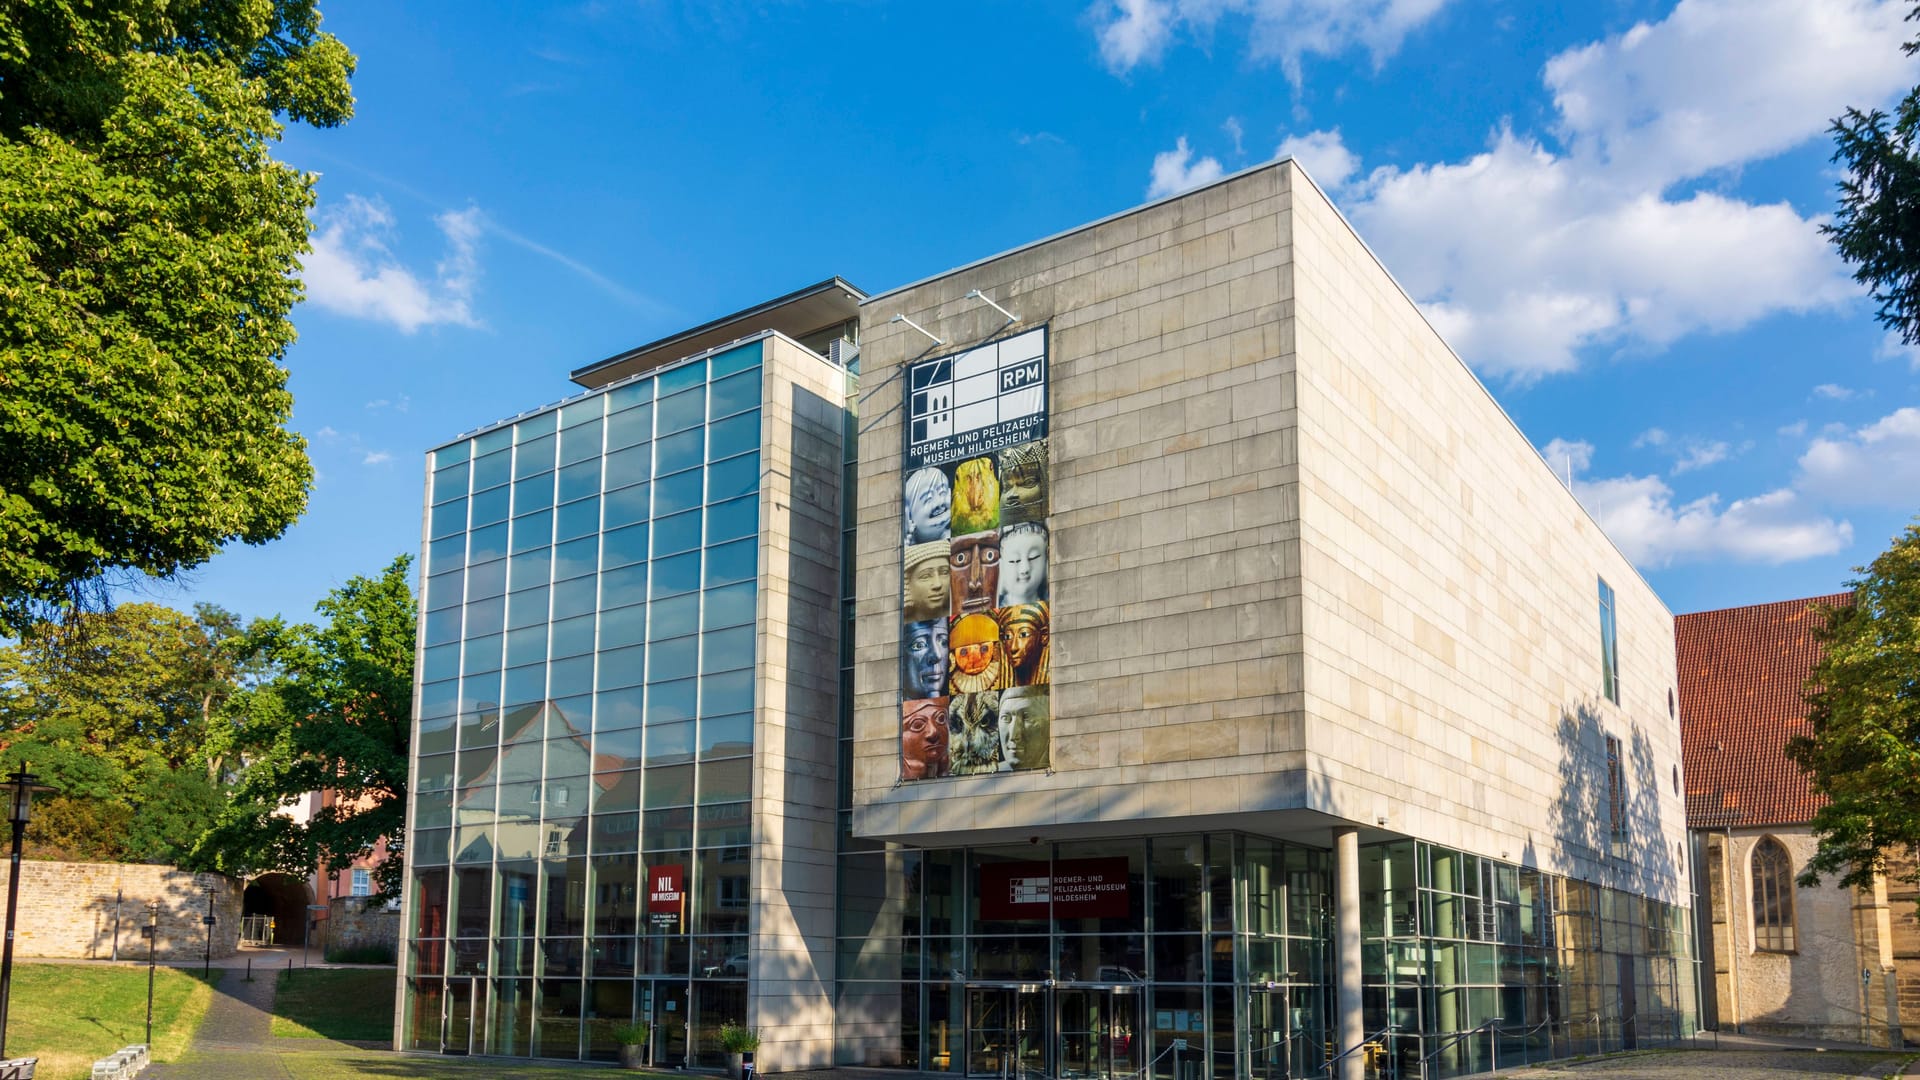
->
(889, 314), (943, 347)
(964, 289), (1019, 326)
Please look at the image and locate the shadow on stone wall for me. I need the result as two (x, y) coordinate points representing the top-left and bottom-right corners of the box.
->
(0, 861), (242, 960)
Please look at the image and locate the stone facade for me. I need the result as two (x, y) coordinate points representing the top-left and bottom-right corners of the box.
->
(323, 895), (399, 957)
(0, 861), (241, 960)
(850, 159), (1686, 907)
(746, 335), (851, 1070)
(1700, 829), (1906, 1047)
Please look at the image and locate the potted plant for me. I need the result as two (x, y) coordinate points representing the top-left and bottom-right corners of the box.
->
(613, 1020), (651, 1070)
(718, 1021), (761, 1079)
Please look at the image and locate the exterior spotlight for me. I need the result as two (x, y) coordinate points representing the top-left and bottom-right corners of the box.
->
(888, 314), (944, 346)
(963, 289), (1019, 326)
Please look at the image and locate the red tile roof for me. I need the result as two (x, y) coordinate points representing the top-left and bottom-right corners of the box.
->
(1676, 592), (1853, 829)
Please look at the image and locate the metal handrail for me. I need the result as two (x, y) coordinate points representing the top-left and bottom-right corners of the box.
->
(1315, 1025), (1397, 1078)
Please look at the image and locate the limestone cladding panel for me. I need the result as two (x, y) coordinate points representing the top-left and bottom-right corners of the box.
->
(749, 336), (848, 1071)
(1283, 168), (1690, 903)
(0, 861), (242, 959)
(852, 165), (1306, 844)
(1702, 829), (1903, 1047)
(1888, 850), (1919, 1034)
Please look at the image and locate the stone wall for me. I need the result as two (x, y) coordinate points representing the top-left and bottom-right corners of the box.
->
(0, 860), (241, 960)
(1702, 829), (1904, 1047)
(323, 895), (399, 957)
(1888, 850), (1919, 1038)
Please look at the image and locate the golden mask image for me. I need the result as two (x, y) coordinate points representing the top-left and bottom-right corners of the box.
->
(950, 457), (1000, 535)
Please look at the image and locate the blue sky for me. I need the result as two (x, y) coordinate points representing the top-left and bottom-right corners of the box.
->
(161, 0), (1920, 624)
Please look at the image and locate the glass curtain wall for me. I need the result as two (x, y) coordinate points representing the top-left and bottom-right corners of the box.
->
(406, 341), (765, 1062)
(1359, 841), (1698, 1079)
(834, 835), (1331, 1080)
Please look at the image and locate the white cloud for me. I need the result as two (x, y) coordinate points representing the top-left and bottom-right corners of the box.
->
(1576, 476), (1851, 565)
(1148, 137), (1226, 198)
(315, 425), (339, 439)
(365, 395), (413, 413)
(1093, 0), (1452, 85)
(1797, 406), (1920, 506)
(1277, 128), (1359, 190)
(1094, 0), (1176, 70)
(1778, 420), (1808, 437)
(1551, 434), (1847, 566)
(1540, 437), (1594, 477)
(1874, 332), (1920, 369)
(301, 195), (484, 333)
(1670, 440), (1731, 474)
(1812, 382), (1855, 400)
(362, 450), (394, 467)
(1222, 116), (1245, 156)
(1202, 0), (1919, 380)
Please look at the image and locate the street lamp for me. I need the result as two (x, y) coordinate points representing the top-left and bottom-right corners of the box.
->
(0, 764), (50, 1060)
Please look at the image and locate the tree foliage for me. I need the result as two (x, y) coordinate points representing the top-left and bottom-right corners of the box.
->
(194, 556), (414, 896)
(0, 1), (355, 633)
(1826, 5), (1920, 348)
(1786, 523), (1920, 892)
(0, 601), (248, 862)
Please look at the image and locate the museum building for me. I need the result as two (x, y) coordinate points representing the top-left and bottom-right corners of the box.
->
(398, 161), (1699, 1078)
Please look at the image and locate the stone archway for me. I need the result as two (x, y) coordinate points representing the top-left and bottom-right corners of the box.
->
(242, 873), (312, 946)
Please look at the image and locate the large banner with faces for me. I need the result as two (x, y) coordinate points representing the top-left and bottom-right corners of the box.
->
(899, 326), (1051, 780)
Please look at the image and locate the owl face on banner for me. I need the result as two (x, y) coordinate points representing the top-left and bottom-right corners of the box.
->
(898, 327), (1051, 780)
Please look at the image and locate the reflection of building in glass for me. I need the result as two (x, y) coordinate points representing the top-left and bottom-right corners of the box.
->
(403, 163), (1704, 1077)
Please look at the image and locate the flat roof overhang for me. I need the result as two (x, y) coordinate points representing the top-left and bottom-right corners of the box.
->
(569, 276), (866, 389)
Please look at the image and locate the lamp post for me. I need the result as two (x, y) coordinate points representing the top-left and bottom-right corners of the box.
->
(0, 764), (48, 1060)
(145, 902), (159, 1047)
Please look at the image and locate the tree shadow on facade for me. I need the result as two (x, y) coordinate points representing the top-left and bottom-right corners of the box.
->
(1548, 699), (1679, 898)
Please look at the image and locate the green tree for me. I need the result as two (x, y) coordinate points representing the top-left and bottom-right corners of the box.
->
(0, 1), (356, 633)
(1786, 523), (1920, 893)
(1826, 6), (1920, 347)
(195, 556), (414, 896)
(0, 601), (246, 861)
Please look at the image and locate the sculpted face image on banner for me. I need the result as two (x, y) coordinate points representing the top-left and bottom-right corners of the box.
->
(900, 327), (1051, 779)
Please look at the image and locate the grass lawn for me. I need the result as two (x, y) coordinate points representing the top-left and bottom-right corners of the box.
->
(272, 967), (397, 1041)
(7, 963), (219, 1080)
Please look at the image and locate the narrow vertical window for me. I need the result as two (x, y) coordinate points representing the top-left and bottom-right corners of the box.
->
(1751, 838), (1797, 951)
(1604, 734), (1627, 858)
(1597, 577), (1620, 704)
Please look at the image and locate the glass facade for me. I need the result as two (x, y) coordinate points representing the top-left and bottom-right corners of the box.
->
(832, 836), (1695, 1080)
(406, 341), (765, 1061)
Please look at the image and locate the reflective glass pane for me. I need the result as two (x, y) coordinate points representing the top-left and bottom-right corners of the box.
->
(604, 483), (649, 529)
(701, 670), (753, 715)
(651, 593), (699, 640)
(601, 563), (646, 608)
(560, 419), (603, 466)
(507, 588), (548, 632)
(470, 485), (510, 527)
(644, 765), (694, 809)
(596, 644), (645, 691)
(516, 411), (556, 438)
(654, 429), (703, 476)
(708, 369), (759, 419)
(703, 582), (755, 629)
(465, 599), (505, 643)
(428, 534), (466, 576)
(650, 636), (696, 681)
(700, 627), (753, 673)
(550, 656), (594, 699)
(598, 687), (644, 731)
(514, 476), (554, 515)
(705, 496), (755, 543)
(469, 522), (508, 563)
(698, 714), (752, 759)
(646, 678), (696, 726)
(657, 388), (705, 434)
(505, 625), (547, 668)
(551, 615), (596, 660)
(698, 758), (750, 804)
(606, 402), (652, 449)
(651, 552), (700, 598)
(556, 497), (600, 542)
(602, 524), (650, 569)
(509, 548), (552, 591)
(552, 576), (598, 621)
(423, 643), (460, 685)
(645, 721), (693, 765)
(557, 459), (602, 504)
(553, 536), (597, 582)
(512, 511), (553, 554)
(426, 606), (463, 646)
(600, 603), (646, 650)
(503, 664), (546, 708)
(709, 411), (759, 458)
(467, 558), (507, 602)
(514, 435), (555, 479)
(706, 453), (759, 502)
(472, 448), (511, 490)
(653, 510), (701, 556)
(430, 498), (468, 539)
(653, 469), (703, 517)
(432, 460), (470, 504)
(604, 444), (650, 489)
(704, 539), (755, 587)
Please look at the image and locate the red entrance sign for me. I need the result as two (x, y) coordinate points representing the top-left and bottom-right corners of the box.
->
(647, 864), (685, 914)
(979, 857), (1131, 920)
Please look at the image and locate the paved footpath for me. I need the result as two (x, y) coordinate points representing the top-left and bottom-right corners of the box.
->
(145, 960), (293, 1080)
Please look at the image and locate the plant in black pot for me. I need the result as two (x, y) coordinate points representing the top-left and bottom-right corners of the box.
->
(613, 1020), (651, 1070)
(718, 1021), (761, 1079)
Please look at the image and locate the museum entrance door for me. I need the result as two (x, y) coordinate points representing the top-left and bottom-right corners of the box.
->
(442, 976), (483, 1055)
(1055, 986), (1141, 1080)
(967, 984), (1046, 1077)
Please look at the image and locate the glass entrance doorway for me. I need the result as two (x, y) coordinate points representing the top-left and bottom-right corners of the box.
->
(651, 982), (690, 1068)
(967, 985), (1045, 1077)
(965, 985), (1144, 1079)
(1056, 987), (1141, 1080)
